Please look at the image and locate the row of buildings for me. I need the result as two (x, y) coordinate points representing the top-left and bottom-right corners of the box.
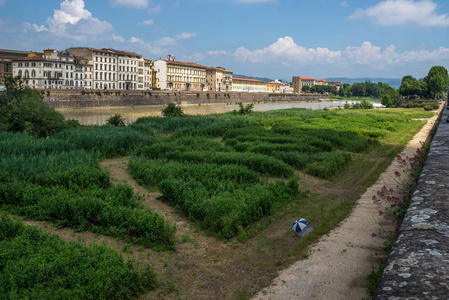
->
(0, 48), (341, 93)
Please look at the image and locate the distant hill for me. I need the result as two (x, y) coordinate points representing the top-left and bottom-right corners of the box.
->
(325, 78), (402, 89)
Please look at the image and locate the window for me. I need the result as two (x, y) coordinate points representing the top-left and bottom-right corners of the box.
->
(31, 70), (36, 77)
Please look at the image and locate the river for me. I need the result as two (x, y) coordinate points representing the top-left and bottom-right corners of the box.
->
(57, 100), (382, 125)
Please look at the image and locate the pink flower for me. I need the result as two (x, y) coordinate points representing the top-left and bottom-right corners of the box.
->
(395, 171), (401, 177)
(371, 233), (377, 238)
(397, 201), (404, 206)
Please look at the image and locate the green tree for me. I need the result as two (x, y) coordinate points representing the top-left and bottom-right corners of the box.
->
(106, 114), (126, 127)
(0, 75), (67, 137)
(352, 83), (366, 97)
(399, 75), (422, 97)
(302, 85), (310, 92)
(424, 66), (449, 99)
(161, 103), (184, 117)
(381, 87), (399, 108)
(236, 102), (254, 115)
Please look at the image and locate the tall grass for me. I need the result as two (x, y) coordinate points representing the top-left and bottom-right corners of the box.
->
(0, 214), (158, 299)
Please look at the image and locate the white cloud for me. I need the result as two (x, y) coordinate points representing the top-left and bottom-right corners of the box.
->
(0, 0), (5, 6)
(113, 34), (125, 42)
(137, 19), (154, 26)
(130, 36), (143, 43)
(148, 4), (161, 13)
(110, 0), (148, 9)
(349, 0), (449, 27)
(175, 32), (196, 40)
(155, 36), (177, 47)
(206, 36), (449, 75)
(232, 36), (342, 64)
(339, 1), (348, 7)
(37, 0), (113, 41)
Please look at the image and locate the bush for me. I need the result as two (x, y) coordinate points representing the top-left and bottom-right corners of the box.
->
(106, 114), (126, 127)
(0, 214), (158, 299)
(161, 103), (184, 117)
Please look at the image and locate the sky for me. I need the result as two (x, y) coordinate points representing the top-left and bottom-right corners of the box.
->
(0, 0), (448, 80)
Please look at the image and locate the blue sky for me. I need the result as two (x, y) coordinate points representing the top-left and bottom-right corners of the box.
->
(0, 0), (448, 80)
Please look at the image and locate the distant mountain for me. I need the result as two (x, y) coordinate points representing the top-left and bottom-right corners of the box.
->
(325, 78), (402, 89)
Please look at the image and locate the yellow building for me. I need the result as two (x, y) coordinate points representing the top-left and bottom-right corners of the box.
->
(154, 55), (206, 91)
(206, 67), (233, 91)
(266, 81), (281, 93)
(232, 78), (266, 92)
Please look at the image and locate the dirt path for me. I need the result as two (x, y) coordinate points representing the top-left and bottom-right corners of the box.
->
(252, 108), (441, 300)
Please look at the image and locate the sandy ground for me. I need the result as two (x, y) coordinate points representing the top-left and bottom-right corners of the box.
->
(253, 108), (441, 300)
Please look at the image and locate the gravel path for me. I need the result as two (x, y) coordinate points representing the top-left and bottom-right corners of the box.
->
(253, 109), (440, 300)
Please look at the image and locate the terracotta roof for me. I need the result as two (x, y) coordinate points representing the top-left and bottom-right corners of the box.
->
(233, 78), (264, 83)
(165, 60), (208, 69)
(315, 79), (327, 82)
(300, 77), (314, 80)
(12, 57), (46, 61)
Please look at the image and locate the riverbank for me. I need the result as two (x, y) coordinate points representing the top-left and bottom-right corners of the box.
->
(43, 90), (329, 109)
(252, 105), (442, 300)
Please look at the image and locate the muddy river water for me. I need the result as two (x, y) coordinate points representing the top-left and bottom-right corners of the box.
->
(57, 100), (382, 125)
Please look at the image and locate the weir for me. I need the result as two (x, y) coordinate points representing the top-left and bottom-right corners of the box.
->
(374, 104), (449, 298)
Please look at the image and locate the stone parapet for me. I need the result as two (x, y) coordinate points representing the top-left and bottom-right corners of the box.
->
(41, 90), (328, 108)
(374, 108), (449, 299)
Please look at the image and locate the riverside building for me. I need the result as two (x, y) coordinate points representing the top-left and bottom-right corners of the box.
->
(154, 55), (207, 91)
(206, 67), (233, 92)
(67, 47), (145, 90)
(12, 49), (93, 89)
(232, 77), (266, 93)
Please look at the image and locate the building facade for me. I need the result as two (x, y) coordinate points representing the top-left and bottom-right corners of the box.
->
(232, 78), (266, 92)
(154, 55), (207, 91)
(0, 49), (29, 86)
(206, 67), (233, 91)
(12, 49), (93, 90)
(67, 47), (145, 90)
(292, 76), (315, 93)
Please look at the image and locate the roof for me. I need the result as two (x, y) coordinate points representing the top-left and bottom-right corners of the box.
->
(233, 77), (264, 83)
(315, 79), (327, 82)
(300, 77), (314, 80)
(164, 60), (208, 69)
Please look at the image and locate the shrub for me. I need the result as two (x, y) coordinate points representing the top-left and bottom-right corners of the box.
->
(106, 114), (127, 127)
(0, 214), (158, 299)
(161, 103), (184, 117)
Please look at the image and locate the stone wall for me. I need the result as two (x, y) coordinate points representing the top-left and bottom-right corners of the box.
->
(374, 107), (449, 299)
(41, 90), (328, 108)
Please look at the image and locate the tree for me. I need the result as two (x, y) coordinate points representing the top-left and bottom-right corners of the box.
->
(302, 85), (310, 92)
(352, 83), (366, 97)
(399, 75), (421, 97)
(0, 75), (67, 137)
(106, 114), (126, 127)
(425, 66), (449, 99)
(161, 103), (184, 117)
(236, 102), (254, 115)
(381, 87), (399, 108)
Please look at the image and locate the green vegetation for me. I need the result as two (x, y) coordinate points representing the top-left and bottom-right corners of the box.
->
(0, 214), (157, 299)
(0, 74), (436, 298)
(399, 66), (449, 100)
(106, 114), (127, 127)
(161, 103), (184, 117)
(0, 76), (70, 137)
(128, 108), (428, 239)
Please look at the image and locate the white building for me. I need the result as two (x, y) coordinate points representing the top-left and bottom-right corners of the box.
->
(67, 47), (144, 90)
(12, 49), (93, 89)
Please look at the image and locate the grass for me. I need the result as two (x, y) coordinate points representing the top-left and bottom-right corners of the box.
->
(0, 107), (435, 299)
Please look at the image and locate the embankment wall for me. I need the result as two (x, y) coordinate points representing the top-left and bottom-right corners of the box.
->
(42, 90), (328, 108)
(374, 107), (449, 299)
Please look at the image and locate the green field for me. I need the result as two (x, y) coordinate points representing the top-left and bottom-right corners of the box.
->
(0, 108), (433, 298)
